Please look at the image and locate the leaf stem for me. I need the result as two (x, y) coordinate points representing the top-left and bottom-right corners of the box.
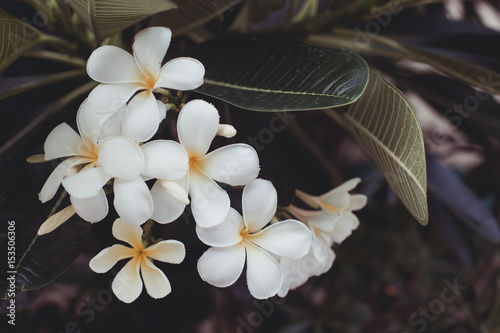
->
(23, 50), (87, 67)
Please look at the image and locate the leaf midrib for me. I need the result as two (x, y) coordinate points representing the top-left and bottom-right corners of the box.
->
(203, 78), (356, 100)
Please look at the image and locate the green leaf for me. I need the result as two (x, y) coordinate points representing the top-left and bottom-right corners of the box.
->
(153, 0), (242, 36)
(0, 69), (87, 101)
(0, 19), (49, 73)
(0, 163), (91, 298)
(68, 0), (177, 38)
(326, 71), (428, 225)
(185, 35), (369, 111)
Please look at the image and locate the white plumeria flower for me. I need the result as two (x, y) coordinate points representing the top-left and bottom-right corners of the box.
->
(277, 178), (367, 296)
(86, 26), (205, 142)
(89, 218), (185, 303)
(38, 100), (125, 223)
(151, 99), (260, 227)
(196, 179), (311, 299)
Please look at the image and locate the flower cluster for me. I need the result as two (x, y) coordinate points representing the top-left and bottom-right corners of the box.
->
(29, 27), (366, 303)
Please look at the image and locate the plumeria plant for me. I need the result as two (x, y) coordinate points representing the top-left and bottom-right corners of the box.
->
(3, 1), (500, 332)
(25, 27), (366, 302)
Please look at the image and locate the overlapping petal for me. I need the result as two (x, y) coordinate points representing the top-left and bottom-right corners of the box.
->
(97, 137), (144, 180)
(142, 140), (189, 180)
(70, 189), (109, 223)
(197, 243), (246, 288)
(189, 168), (230, 228)
(44, 123), (84, 160)
(144, 240), (185, 264)
(113, 177), (153, 226)
(132, 27), (172, 76)
(39, 157), (89, 203)
(89, 244), (136, 273)
(177, 100), (219, 158)
(121, 91), (160, 142)
(245, 241), (283, 299)
(87, 45), (142, 83)
(156, 57), (205, 91)
(200, 144), (260, 186)
(140, 257), (172, 299)
(150, 178), (188, 224)
(196, 208), (244, 247)
(247, 220), (311, 259)
(112, 256), (143, 303)
(242, 179), (277, 232)
(88, 83), (139, 113)
(112, 218), (144, 250)
(62, 166), (111, 199)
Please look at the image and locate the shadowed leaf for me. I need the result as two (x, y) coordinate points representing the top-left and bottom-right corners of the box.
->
(68, 0), (177, 38)
(185, 34), (369, 111)
(326, 71), (428, 225)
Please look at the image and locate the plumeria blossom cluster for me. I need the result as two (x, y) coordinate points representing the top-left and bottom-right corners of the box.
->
(28, 27), (366, 303)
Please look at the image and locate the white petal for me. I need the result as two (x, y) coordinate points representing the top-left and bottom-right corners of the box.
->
(217, 124), (236, 138)
(155, 57), (205, 91)
(87, 45), (142, 83)
(99, 106), (125, 139)
(197, 243), (245, 288)
(144, 240), (185, 264)
(319, 191), (350, 213)
(321, 178), (361, 196)
(330, 213), (359, 244)
(189, 168), (230, 228)
(62, 166), (111, 199)
(89, 244), (136, 273)
(70, 189), (109, 223)
(308, 213), (336, 233)
(76, 99), (114, 144)
(44, 123), (83, 160)
(121, 91), (160, 142)
(248, 220), (311, 259)
(132, 27), (171, 77)
(196, 208), (244, 247)
(112, 218), (144, 250)
(177, 99), (219, 158)
(242, 179), (277, 232)
(140, 257), (171, 299)
(142, 140), (188, 180)
(39, 157), (88, 203)
(150, 178), (187, 224)
(97, 137), (144, 180)
(157, 100), (167, 121)
(350, 194), (367, 211)
(200, 144), (260, 186)
(112, 256), (143, 303)
(245, 241), (283, 299)
(113, 178), (153, 226)
(37, 205), (76, 235)
(88, 83), (139, 113)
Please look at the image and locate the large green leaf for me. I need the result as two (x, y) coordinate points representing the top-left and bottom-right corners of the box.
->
(326, 71), (428, 225)
(68, 0), (177, 38)
(0, 19), (50, 73)
(153, 0), (242, 36)
(185, 35), (369, 111)
(0, 163), (91, 298)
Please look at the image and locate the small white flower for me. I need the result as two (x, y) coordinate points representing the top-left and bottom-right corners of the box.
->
(151, 99), (260, 227)
(89, 219), (185, 303)
(196, 179), (311, 299)
(86, 26), (205, 142)
(278, 178), (367, 296)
